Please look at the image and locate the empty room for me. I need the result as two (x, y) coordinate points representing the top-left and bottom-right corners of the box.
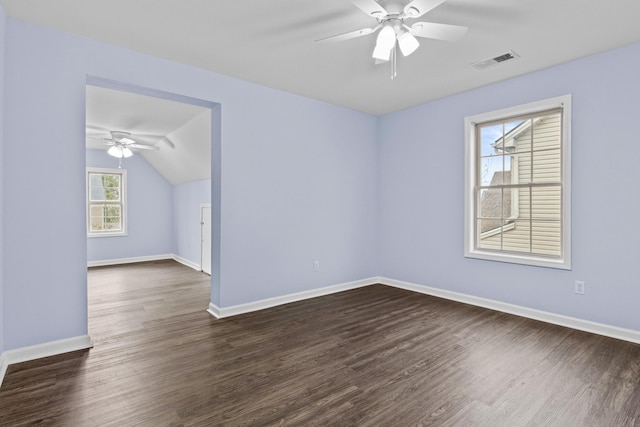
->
(0, 0), (640, 425)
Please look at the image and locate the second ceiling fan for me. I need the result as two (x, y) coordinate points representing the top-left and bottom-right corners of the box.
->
(87, 127), (175, 167)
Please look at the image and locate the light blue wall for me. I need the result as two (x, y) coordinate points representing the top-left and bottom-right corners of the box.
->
(9, 9), (638, 354)
(2, 18), (378, 350)
(378, 41), (640, 332)
(173, 179), (211, 267)
(0, 4), (5, 355)
(86, 149), (174, 262)
(220, 101), (378, 306)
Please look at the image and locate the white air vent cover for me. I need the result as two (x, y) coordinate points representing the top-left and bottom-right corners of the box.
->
(471, 50), (520, 70)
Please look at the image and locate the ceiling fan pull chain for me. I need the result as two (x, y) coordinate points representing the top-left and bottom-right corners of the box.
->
(391, 44), (397, 80)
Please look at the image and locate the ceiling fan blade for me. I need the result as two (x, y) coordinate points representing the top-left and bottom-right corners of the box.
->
(92, 136), (115, 145)
(352, 0), (387, 18)
(86, 124), (109, 133)
(409, 22), (468, 41)
(86, 132), (111, 142)
(125, 133), (165, 145)
(160, 136), (175, 149)
(128, 143), (159, 151)
(403, 0), (446, 18)
(316, 25), (379, 43)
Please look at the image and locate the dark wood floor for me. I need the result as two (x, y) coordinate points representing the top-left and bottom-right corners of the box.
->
(1, 260), (639, 426)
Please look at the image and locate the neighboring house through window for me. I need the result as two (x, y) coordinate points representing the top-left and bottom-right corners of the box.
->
(464, 95), (571, 269)
(87, 167), (127, 237)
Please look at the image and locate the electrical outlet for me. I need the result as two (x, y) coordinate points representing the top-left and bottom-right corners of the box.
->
(313, 261), (320, 272)
(575, 280), (585, 295)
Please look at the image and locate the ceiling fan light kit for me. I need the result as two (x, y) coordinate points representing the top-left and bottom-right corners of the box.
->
(318, 0), (468, 78)
(373, 25), (396, 61)
(87, 128), (165, 168)
(397, 30), (420, 56)
(107, 145), (133, 158)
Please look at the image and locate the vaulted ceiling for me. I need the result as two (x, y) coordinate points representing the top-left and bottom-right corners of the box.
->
(3, 0), (640, 115)
(86, 85), (211, 185)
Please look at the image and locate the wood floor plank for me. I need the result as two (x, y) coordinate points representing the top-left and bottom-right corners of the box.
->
(1, 260), (640, 426)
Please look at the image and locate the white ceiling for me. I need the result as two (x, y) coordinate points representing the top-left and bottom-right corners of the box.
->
(3, 0), (640, 115)
(86, 85), (211, 185)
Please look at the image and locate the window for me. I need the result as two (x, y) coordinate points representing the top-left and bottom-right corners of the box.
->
(87, 168), (127, 237)
(464, 95), (571, 269)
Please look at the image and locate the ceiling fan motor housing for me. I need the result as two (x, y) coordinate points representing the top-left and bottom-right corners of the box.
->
(110, 130), (132, 143)
(378, 0), (408, 16)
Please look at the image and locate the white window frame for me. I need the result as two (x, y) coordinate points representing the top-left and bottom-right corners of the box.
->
(87, 167), (128, 237)
(464, 95), (571, 270)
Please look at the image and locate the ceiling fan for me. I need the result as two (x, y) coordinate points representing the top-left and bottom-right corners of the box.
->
(317, 0), (468, 77)
(87, 128), (174, 167)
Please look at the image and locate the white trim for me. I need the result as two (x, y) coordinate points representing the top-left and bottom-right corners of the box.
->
(200, 203), (212, 274)
(87, 254), (174, 267)
(207, 277), (377, 318)
(87, 231), (129, 238)
(86, 167), (128, 238)
(207, 276), (640, 344)
(378, 277), (640, 345)
(0, 354), (8, 388)
(173, 255), (201, 271)
(87, 254), (202, 270)
(464, 94), (572, 270)
(0, 335), (93, 388)
(207, 303), (221, 319)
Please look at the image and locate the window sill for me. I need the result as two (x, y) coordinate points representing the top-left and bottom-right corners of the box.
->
(465, 249), (571, 270)
(88, 232), (128, 238)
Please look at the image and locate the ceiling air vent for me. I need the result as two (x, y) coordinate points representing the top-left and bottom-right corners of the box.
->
(471, 50), (520, 70)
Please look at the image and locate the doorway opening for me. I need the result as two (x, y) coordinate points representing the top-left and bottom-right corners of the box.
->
(84, 76), (221, 339)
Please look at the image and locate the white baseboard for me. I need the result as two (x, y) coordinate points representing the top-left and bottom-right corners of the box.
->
(208, 277), (377, 319)
(0, 353), (8, 388)
(207, 276), (640, 344)
(172, 255), (201, 271)
(207, 303), (221, 319)
(87, 254), (202, 272)
(377, 277), (640, 345)
(0, 335), (93, 388)
(88, 254), (174, 267)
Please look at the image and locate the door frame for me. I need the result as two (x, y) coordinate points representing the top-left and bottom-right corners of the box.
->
(200, 203), (212, 275)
